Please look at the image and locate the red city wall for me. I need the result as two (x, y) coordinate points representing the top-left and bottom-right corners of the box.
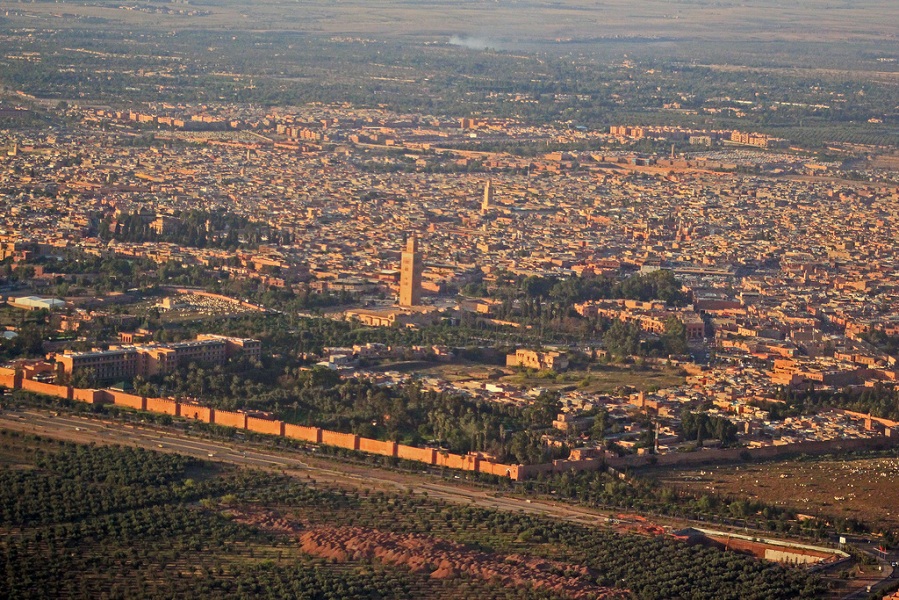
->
(105, 390), (146, 411)
(284, 424), (322, 443)
(516, 463), (555, 478)
(477, 461), (519, 479)
(516, 458), (605, 479)
(436, 452), (477, 471)
(21, 379), (72, 400)
(462, 455), (479, 470)
(13, 377), (526, 479)
(23, 373), (897, 481)
(0, 370), (20, 389)
(396, 445), (436, 464)
(247, 416), (285, 436)
(358, 437), (398, 457)
(834, 409), (899, 429)
(181, 404), (212, 423)
(212, 410), (248, 429)
(553, 458), (604, 474)
(320, 430), (359, 450)
(145, 397), (180, 416)
(73, 388), (104, 404)
(9, 374), (527, 479)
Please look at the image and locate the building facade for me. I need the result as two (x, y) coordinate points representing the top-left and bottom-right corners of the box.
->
(57, 334), (261, 381)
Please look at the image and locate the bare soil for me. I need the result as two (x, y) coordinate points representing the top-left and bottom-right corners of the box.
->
(652, 454), (899, 533)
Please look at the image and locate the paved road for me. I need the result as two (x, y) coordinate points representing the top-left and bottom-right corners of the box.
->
(838, 536), (898, 600)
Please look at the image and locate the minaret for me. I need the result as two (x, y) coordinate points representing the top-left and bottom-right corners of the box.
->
(399, 234), (423, 307)
(481, 180), (494, 214)
(654, 420), (660, 455)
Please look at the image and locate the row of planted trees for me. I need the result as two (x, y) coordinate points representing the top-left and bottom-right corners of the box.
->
(1, 434), (824, 600)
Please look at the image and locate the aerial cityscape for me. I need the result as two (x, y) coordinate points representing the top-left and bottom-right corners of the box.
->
(0, 1), (897, 598)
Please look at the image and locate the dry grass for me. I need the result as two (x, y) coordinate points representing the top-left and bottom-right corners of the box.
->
(503, 364), (685, 393)
(867, 152), (899, 169)
(652, 454), (899, 532)
(389, 360), (685, 393)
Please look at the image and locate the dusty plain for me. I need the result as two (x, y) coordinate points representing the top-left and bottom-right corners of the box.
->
(648, 454), (899, 533)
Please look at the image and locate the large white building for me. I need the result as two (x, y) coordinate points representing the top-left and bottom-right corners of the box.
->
(10, 296), (66, 311)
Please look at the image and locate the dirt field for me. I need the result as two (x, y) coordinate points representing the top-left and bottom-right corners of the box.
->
(651, 453), (899, 533)
(502, 365), (685, 394)
(867, 152), (899, 170)
(381, 360), (684, 393)
(376, 360), (508, 382)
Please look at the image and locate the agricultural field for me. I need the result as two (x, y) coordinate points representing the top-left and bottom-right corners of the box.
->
(0, 430), (824, 599)
(867, 152), (899, 170)
(649, 453), (899, 535)
(0, 0), (895, 48)
(1, 2), (894, 145)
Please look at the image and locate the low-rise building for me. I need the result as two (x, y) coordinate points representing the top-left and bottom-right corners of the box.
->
(506, 349), (569, 371)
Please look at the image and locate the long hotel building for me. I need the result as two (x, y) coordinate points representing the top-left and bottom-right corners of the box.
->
(56, 334), (261, 381)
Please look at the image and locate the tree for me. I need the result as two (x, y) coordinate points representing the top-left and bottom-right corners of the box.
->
(525, 390), (561, 428)
(591, 408), (608, 441)
(133, 375), (154, 397)
(681, 411), (738, 446)
(662, 316), (688, 355)
(71, 368), (98, 389)
(603, 319), (641, 358)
